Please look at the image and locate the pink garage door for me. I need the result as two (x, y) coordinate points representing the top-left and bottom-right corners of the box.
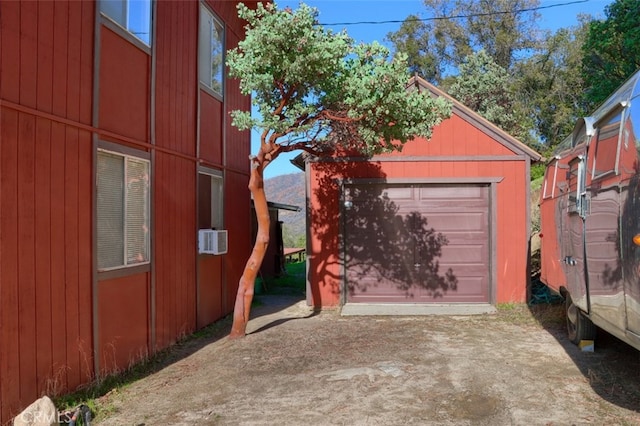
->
(344, 183), (490, 303)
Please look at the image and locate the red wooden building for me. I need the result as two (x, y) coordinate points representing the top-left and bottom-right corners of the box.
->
(0, 1), (254, 421)
(300, 76), (541, 312)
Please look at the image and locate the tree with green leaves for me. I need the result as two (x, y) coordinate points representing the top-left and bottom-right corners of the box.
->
(386, 15), (440, 82)
(515, 19), (589, 147)
(387, 0), (541, 83)
(582, 0), (640, 108)
(445, 49), (536, 147)
(226, 2), (452, 337)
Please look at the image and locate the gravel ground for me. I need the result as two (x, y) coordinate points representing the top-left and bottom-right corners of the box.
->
(95, 294), (640, 425)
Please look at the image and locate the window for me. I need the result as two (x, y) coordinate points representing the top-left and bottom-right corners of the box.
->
(199, 4), (224, 97)
(100, 0), (152, 46)
(97, 149), (150, 270)
(593, 110), (623, 177)
(198, 170), (224, 230)
(542, 160), (558, 199)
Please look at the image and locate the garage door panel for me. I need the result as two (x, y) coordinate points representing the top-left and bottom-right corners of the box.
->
(422, 276), (488, 302)
(346, 183), (490, 304)
(348, 276), (487, 303)
(424, 212), (487, 232)
(418, 185), (486, 200)
(438, 245), (487, 263)
(382, 186), (414, 199)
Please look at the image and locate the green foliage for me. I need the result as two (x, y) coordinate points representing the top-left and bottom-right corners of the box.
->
(387, 0), (541, 81)
(282, 226), (305, 248)
(515, 21), (590, 146)
(386, 15), (440, 82)
(582, 0), (640, 108)
(445, 50), (536, 146)
(227, 2), (451, 158)
(530, 162), (545, 182)
(270, 261), (306, 293)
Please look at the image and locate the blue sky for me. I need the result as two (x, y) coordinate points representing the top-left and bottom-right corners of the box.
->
(252, 0), (612, 178)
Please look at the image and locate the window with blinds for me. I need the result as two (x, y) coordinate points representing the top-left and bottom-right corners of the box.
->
(97, 150), (150, 270)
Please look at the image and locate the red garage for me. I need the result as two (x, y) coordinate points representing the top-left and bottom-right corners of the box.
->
(299, 76), (541, 312)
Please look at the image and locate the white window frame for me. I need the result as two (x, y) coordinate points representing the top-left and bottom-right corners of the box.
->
(542, 160), (558, 200)
(97, 147), (151, 271)
(100, 0), (153, 46)
(199, 3), (225, 98)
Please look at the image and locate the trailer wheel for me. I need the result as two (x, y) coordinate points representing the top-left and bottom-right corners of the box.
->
(565, 295), (596, 345)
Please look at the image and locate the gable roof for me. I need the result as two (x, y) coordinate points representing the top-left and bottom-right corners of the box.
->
(408, 75), (542, 162)
(291, 75), (544, 171)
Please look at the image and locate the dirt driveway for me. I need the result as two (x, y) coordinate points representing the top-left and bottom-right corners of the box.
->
(95, 294), (640, 425)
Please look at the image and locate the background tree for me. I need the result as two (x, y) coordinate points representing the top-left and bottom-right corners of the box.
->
(226, 2), (451, 337)
(386, 16), (439, 82)
(514, 19), (589, 147)
(582, 0), (640, 108)
(445, 49), (536, 147)
(387, 0), (541, 83)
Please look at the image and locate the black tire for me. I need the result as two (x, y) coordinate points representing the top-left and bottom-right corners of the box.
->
(565, 294), (597, 345)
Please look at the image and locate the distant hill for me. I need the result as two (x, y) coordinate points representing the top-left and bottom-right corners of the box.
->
(264, 172), (306, 247)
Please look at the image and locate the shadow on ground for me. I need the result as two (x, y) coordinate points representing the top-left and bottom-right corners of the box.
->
(527, 278), (640, 414)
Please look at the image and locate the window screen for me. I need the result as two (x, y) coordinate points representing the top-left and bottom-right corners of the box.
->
(97, 150), (150, 270)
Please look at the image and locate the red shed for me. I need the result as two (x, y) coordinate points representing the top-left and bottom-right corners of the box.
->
(0, 1), (254, 422)
(300, 76), (541, 312)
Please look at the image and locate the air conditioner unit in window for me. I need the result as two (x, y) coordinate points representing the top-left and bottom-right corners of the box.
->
(198, 229), (228, 255)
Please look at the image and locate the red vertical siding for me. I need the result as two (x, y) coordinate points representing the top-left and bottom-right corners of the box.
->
(0, 116), (94, 419)
(155, 0), (197, 156)
(36, 1), (54, 113)
(1, 108), (21, 421)
(153, 0), (199, 350)
(200, 94), (223, 164)
(98, 273), (150, 375)
(308, 109), (536, 307)
(1, 1), (253, 422)
(34, 118), (53, 395)
(49, 122), (69, 395)
(19, 1), (37, 109)
(154, 152), (197, 349)
(18, 113), (38, 405)
(98, 27), (149, 142)
(80, 1), (94, 125)
(52, 1), (69, 118)
(197, 256), (224, 328)
(224, 171), (252, 313)
(224, 30), (251, 171)
(1, 0), (94, 420)
(195, 1), (252, 324)
(0, 1), (20, 103)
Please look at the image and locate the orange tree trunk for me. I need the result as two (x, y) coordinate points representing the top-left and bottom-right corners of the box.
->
(229, 161), (270, 338)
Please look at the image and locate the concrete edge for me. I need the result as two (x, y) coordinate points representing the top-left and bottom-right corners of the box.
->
(340, 303), (498, 316)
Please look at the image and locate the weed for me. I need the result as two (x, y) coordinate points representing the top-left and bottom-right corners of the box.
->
(495, 302), (565, 329)
(53, 314), (233, 421)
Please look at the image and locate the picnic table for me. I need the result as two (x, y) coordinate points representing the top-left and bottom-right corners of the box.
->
(284, 247), (305, 263)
